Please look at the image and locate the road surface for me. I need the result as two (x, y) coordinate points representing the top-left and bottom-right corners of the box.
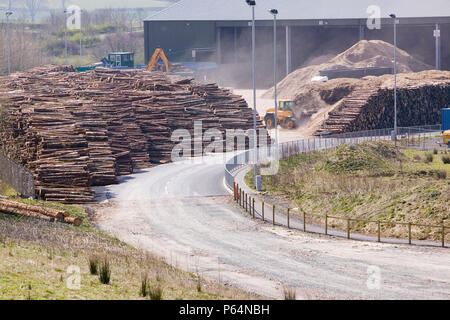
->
(93, 154), (450, 299)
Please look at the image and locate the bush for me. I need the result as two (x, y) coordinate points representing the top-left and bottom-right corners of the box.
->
(99, 258), (111, 285)
(149, 284), (163, 300)
(424, 153), (434, 163)
(435, 170), (447, 180)
(88, 256), (99, 275)
(442, 155), (450, 164)
(433, 149), (438, 155)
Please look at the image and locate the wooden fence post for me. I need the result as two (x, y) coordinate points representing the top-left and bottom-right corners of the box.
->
(287, 209), (290, 229)
(303, 211), (306, 232)
(262, 202), (265, 222)
(442, 225), (446, 248)
(325, 214), (328, 235)
(273, 205), (275, 226)
(377, 221), (381, 243)
(252, 198), (255, 218)
(347, 219), (350, 239)
(408, 223), (412, 245)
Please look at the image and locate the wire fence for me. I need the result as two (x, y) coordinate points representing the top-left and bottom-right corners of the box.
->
(225, 125), (445, 189)
(233, 182), (449, 248)
(224, 124), (448, 247)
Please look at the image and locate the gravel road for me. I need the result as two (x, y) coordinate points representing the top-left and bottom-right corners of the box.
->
(93, 156), (450, 300)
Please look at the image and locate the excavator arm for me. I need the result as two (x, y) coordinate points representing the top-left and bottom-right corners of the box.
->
(146, 48), (170, 72)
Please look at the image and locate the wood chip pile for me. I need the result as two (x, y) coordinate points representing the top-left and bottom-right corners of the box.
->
(0, 65), (267, 203)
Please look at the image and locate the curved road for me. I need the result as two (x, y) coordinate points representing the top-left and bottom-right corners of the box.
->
(94, 155), (450, 299)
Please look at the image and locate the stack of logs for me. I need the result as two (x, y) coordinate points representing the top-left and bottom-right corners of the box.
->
(0, 199), (82, 226)
(317, 83), (450, 135)
(0, 65), (268, 203)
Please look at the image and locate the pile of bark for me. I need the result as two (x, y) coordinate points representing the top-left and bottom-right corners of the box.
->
(0, 65), (266, 203)
(0, 199), (82, 226)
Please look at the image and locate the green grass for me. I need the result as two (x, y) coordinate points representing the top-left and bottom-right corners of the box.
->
(247, 142), (450, 241)
(0, 180), (19, 197)
(0, 215), (255, 300)
(6, 198), (92, 231)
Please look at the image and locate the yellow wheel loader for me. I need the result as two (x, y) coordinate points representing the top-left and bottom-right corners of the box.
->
(263, 100), (297, 130)
(444, 130), (450, 147)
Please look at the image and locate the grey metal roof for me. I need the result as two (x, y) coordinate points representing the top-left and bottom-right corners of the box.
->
(145, 0), (450, 21)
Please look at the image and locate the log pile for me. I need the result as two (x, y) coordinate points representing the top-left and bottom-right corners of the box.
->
(0, 66), (267, 203)
(0, 199), (82, 226)
(316, 73), (450, 135)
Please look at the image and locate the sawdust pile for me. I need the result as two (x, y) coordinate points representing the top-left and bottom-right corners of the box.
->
(264, 40), (432, 100)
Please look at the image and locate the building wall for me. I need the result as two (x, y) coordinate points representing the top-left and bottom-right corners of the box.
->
(144, 20), (450, 88)
(145, 21), (217, 63)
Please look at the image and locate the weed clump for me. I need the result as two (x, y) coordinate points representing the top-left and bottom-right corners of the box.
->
(442, 155), (450, 164)
(88, 255), (99, 275)
(99, 258), (111, 285)
(149, 284), (163, 300)
(424, 153), (434, 163)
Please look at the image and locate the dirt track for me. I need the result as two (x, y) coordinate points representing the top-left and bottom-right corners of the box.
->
(93, 156), (450, 300)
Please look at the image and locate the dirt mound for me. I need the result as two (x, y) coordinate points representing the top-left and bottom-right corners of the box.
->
(263, 40), (432, 100)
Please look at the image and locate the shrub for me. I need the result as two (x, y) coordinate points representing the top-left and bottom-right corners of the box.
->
(424, 153), (434, 163)
(88, 256), (99, 275)
(433, 149), (438, 155)
(99, 258), (111, 285)
(149, 284), (163, 300)
(442, 155), (450, 164)
(435, 170), (447, 180)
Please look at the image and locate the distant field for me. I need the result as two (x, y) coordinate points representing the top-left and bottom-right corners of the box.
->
(247, 142), (450, 241)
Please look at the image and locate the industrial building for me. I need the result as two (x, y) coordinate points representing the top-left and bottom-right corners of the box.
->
(144, 0), (450, 87)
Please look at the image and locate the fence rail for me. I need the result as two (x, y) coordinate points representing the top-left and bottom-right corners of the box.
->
(225, 124), (444, 190)
(234, 183), (448, 248)
(225, 125), (448, 248)
(0, 152), (35, 197)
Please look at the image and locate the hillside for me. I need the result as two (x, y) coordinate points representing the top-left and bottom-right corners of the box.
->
(0, 214), (255, 300)
(248, 141), (450, 241)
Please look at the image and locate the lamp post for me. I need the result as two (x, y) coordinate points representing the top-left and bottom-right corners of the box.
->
(6, 10), (13, 75)
(269, 9), (278, 149)
(390, 14), (398, 143)
(79, 9), (83, 66)
(246, 0), (258, 188)
(64, 8), (68, 64)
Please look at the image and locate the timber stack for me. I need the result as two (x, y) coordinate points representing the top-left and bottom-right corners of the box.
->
(316, 77), (450, 136)
(0, 65), (267, 203)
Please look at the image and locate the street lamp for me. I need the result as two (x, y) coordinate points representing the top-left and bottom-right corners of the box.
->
(246, 0), (258, 188)
(5, 10), (13, 75)
(389, 14), (398, 143)
(269, 9), (278, 149)
(64, 9), (68, 64)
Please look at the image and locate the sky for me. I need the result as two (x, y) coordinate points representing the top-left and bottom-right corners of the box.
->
(0, 0), (176, 10)
(62, 0), (174, 10)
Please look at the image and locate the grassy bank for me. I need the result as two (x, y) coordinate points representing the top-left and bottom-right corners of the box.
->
(0, 214), (254, 300)
(246, 142), (450, 241)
